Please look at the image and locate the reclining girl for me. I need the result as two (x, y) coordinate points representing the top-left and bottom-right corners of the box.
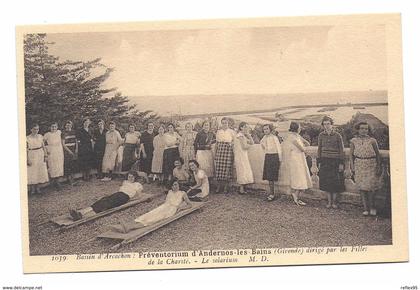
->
(109, 179), (192, 233)
(69, 170), (148, 221)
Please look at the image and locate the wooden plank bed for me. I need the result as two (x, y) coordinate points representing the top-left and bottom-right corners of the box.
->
(96, 201), (205, 250)
(50, 193), (158, 230)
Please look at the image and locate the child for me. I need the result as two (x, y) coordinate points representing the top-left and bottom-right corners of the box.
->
(350, 122), (382, 216)
(172, 158), (192, 191)
(70, 170), (146, 221)
(260, 124), (282, 201)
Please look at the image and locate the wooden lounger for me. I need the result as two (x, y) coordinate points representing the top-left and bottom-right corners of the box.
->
(50, 193), (157, 230)
(97, 201), (205, 250)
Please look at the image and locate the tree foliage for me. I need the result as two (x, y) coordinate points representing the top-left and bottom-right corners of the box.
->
(24, 33), (159, 133)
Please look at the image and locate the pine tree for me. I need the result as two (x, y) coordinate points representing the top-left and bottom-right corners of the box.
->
(24, 33), (159, 133)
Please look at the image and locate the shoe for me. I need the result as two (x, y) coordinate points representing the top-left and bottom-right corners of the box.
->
(69, 209), (83, 221)
(332, 204), (338, 209)
(362, 211), (369, 216)
(326, 204), (331, 209)
(370, 208), (377, 216)
(267, 194), (276, 202)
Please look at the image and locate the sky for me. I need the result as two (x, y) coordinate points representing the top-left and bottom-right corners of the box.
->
(46, 24), (387, 115)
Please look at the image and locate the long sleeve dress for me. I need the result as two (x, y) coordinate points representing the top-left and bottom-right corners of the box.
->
(233, 132), (254, 185)
(102, 130), (123, 173)
(194, 130), (216, 177)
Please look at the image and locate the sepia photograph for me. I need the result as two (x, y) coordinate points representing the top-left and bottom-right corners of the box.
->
(16, 14), (407, 273)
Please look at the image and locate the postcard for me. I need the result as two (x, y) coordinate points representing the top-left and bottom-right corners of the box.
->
(16, 13), (407, 273)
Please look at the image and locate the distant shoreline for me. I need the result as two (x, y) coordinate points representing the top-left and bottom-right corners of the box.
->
(177, 102), (388, 119)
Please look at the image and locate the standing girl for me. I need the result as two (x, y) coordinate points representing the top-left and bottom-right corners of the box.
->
(260, 124), (282, 201)
(77, 118), (95, 181)
(179, 122), (197, 169)
(234, 122), (254, 194)
(121, 124), (140, 172)
(193, 120), (216, 178)
(151, 125), (166, 182)
(317, 116), (345, 208)
(282, 122), (312, 206)
(93, 119), (107, 179)
(27, 124), (49, 194)
(350, 122), (382, 216)
(61, 121), (78, 186)
(44, 122), (64, 189)
(139, 122), (155, 178)
(214, 117), (236, 194)
(101, 121), (123, 181)
(162, 123), (181, 185)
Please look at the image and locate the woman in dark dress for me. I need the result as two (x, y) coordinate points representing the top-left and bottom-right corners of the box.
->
(77, 117), (95, 181)
(139, 122), (155, 177)
(61, 120), (78, 185)
(317, 116), (345, 209)
(93, 119), (107, 179)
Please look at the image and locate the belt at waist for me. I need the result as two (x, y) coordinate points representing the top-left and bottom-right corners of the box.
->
(354, 155), (376, 160)
(28, 147), (42, 151)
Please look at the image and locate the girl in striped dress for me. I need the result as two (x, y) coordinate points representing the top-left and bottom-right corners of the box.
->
(27, 124), (49, 194)
(179, 122), (197, 169)
(214, 117), (235, 194)
(61, 121), (78, 186)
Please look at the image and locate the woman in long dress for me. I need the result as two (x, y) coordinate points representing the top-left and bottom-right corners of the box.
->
(109, 180), (192, 233)
(27, 124), (49, 194)
(179, 122), (197, 169)
(101, 121), (123, 181)
(61, 120), (78, 186)
(281, 122), (312, 206)
(121, 124), (140, 172)
(93, 119), (107, 179)
(350, 122), (382, 216)
(234, 122), (254, 194)
(77, 118), (95, 181)
(44, 122), (64, 190)
(162, 123), (181, 185)
(214, 117), (236, 194)
(194, 120), (216, 178)
(317, 116), (345, 209)
(151, 125), (166, 182)
(139, 122), (155, 177)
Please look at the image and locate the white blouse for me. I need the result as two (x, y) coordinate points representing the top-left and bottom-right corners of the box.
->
(216, 128), (235, 143)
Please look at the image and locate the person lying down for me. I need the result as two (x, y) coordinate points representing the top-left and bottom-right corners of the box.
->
(109, 179), (192, 233)
(69, 170), (149, 221)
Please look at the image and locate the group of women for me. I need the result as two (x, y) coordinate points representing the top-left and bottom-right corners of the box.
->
(27, 115), (382, 216)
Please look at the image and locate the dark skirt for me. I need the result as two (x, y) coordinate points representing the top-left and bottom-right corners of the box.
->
(162, 147), (180, 175)
(318, 157), (345, 193)
(122, 144), (137, 172)
(64, 150), (78, 175)
(78, 144), (94, 171)
(94, 149), (105, 172)
(263, 153), (280, 181)
(139, 152), (153, 174)
(91, 191), (130, 213)
(215, 142), (234, 181)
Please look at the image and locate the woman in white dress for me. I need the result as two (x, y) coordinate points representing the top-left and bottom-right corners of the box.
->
(101, 121), (123, 181)
(281, 122), (312, 206)
(186, 160), (210, 202)
(44, 122), (64, 189)
(27, 124), (49, 194)
(110, 180), (192, 233)
(234, 122), (254, 194)
(151, 125), (166, 182)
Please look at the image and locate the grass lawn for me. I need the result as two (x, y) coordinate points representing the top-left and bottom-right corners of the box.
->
(28, 178), (392, 255)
